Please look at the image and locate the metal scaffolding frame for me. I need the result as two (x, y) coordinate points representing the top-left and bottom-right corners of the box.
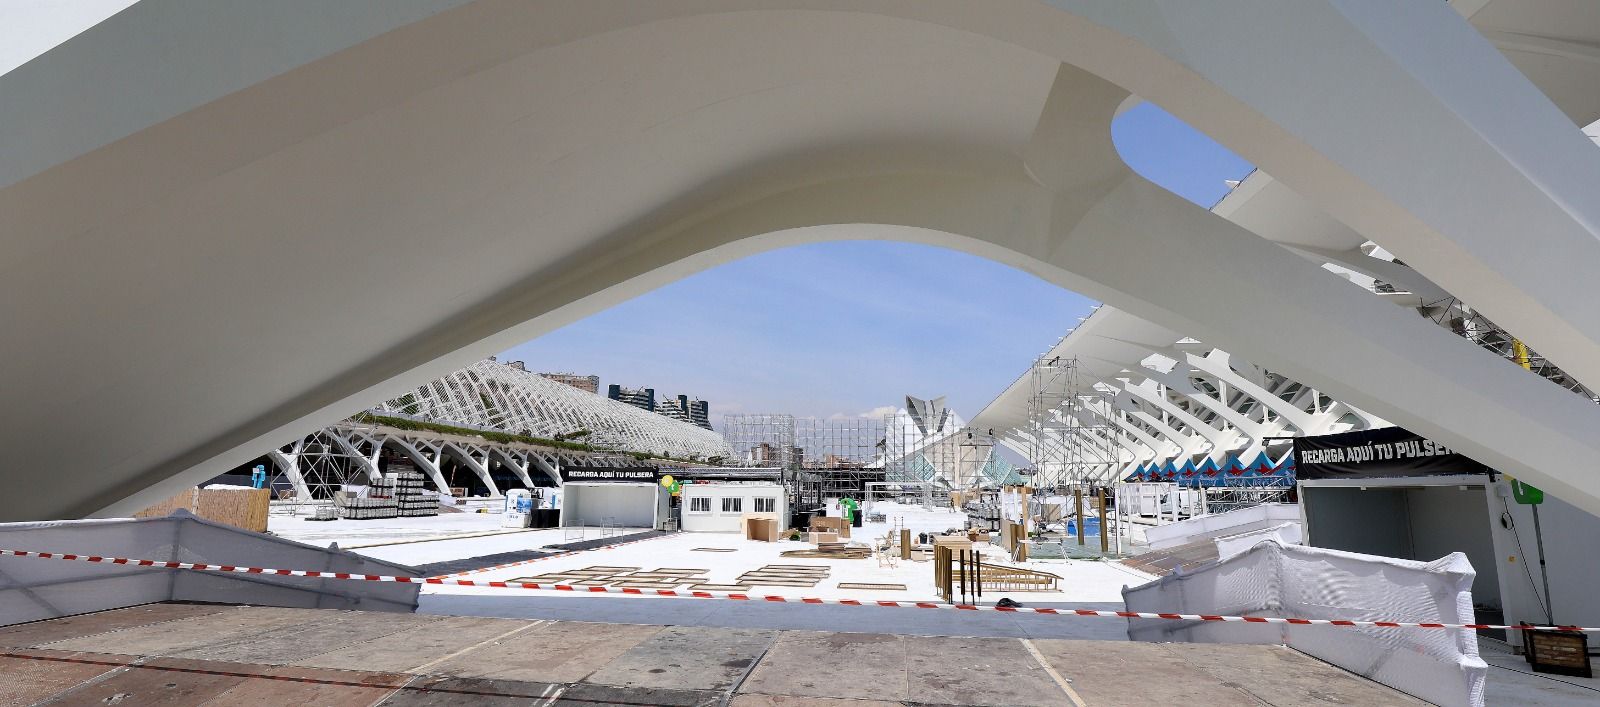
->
(267, 429), (370, 501)
(721, 414), (799, 470)
(722, 414), (889, 511)
(1025, 355), (1115, 492)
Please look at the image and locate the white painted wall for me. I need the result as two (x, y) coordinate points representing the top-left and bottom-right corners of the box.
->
(559, 483), (662, 529)
(1301, 473), (1600, 652)
(1483, 479), (1600, 652)
(680, 483), (785, 533)
(1302, 479), (1501, 608)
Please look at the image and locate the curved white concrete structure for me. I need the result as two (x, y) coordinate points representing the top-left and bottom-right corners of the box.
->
(7, 1), (1600, 520)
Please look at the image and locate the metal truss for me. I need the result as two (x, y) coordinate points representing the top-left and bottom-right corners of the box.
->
(1026, 356), (1116, 490)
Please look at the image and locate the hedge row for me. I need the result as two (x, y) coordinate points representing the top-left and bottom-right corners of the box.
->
(351, 412), (595, 451)
(350, 412), (717, 465)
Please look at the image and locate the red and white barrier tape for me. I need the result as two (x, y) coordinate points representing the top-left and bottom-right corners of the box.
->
(4, 548), (1593, 633)
(430, 532), (676, 578)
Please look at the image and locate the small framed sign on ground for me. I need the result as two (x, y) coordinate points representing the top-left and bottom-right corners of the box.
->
(1524, 629), (1592, 678)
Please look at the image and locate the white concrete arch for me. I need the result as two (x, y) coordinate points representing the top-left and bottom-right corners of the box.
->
(8, 1), (1600, 519)
(485, 448), (538, 489)
(324, 429), (384, 485)
(438, 442), (502, 499)
(378, 437), (453, 497)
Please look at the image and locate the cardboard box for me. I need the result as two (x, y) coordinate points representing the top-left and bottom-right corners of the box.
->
(135, 487), (270, 532)
(809, 531), (839, 544)
(809, 515), (851, 539)
(744, 516), (779, 542)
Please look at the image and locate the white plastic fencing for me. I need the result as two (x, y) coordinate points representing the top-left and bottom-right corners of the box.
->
(1143, 502), (1302, 550)
(1212, 523), (1301, 561)
(1123, 538), (1486, 707)
(0, 510), (420, 628)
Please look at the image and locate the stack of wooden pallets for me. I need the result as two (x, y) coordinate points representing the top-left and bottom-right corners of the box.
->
(507, 566), (712, 589)
(736, 564), (830, 587)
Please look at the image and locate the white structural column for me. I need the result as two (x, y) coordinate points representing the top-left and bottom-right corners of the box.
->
(440, 443), (502, 498)
(383, 438), (453, 497)
(1139, 364), (1270, 454)
(265, 448), (312, 501)
(528, 453), (562, 487)
(1184, 352), (1322, 435)
(1080, 402), (1173, 462)
(487, 448), (537, 489)
(324, 429), (383, 484)
(1114, 392), (1210, 461)
(1119, 379), (1238, 463)
(1057, 0), (1600, 394)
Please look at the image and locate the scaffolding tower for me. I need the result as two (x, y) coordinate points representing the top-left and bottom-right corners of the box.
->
(722, 414), (888, 512)
(269, 429), (368, 501)
(1025, 355), (1114, 491)
(720, 414), (798, 470)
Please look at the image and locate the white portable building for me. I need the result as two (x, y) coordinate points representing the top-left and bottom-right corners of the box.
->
(680, 482), (786, 533)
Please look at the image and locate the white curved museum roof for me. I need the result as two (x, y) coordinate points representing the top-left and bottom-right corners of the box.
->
(373, 359), (733, 461)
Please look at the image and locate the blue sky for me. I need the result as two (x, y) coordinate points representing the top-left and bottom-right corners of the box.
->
(503, 102), (1253, 427)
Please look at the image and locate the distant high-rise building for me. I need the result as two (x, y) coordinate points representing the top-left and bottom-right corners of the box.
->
(608, 384), (655, 412)
(610, 384), (712, 430)
(658, 393), (713, 430)
(539, 371), (599, 394)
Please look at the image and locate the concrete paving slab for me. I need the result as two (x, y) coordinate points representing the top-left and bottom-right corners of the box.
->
(1481, 637), (1600, 706)
(738, 631), (908, 702)
(206, 678), (400, 707)
(379, 676), (563, 706)
(904, 636), (1073, 707)
(1011, 602), (1131, 641)
(0, 603), (233, 648)
(294, 615), (535, 673)
(555, 682), (722, 707)
(32, 656), (250, 706)
(129, 658), (409, 707)
(0, 650), (132, 707)
(173, 609), (440, 665)
(1159, 641), (1427, 705)
(0, 604), (1450, 707)
(1030, 639), (1261, 706)
(39, 606), (322, 656)
(199, 662), (411, 706)
(427, 620), (661, 684)
(729, 696), (903, 707)
(425, 595), (1049, 638)
(581, 625), (777, 692)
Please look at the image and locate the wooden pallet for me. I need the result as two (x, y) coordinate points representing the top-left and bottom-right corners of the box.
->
(691, 548), (736, 552)
(736, 564), (830, 587)
(837, 583), (907, 591)
(779, 548), (871, 559)
(689, 583), (752, 591)
(738, 579), (821, 587)
(509, 565), (712, 588)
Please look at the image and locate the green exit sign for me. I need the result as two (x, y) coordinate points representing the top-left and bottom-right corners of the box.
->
(1511, 479), (1544, 505)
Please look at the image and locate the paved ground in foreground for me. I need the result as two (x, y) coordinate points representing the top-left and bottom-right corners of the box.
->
(420, 594), (1135, 641)
(0, 603), (1425, 706)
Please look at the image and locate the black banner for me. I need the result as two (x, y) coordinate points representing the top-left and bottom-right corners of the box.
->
(559, 467), (658, 483)
(1293, 427), (1491, 480)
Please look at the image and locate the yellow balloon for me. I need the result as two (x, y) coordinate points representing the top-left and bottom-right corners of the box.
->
(659, 474), (675, 488)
